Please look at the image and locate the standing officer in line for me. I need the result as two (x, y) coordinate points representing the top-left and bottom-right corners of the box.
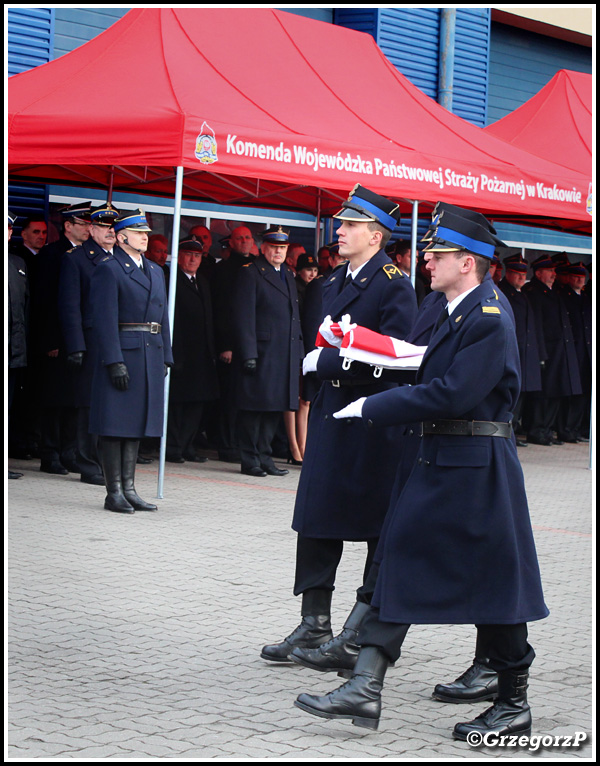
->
(165, 239), (219, 463)
(523, 254), (581, 445)
(232, 226), (302, 477)
(89, 209), (173, 514)
(260, 185), (417, 662)
(34, 202), (93, 475)
(293, 208), (548, 740)
(59, 202), (120, 485)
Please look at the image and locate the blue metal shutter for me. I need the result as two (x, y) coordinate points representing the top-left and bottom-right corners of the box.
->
(53, 8), (129, 58)
(488, 23), (592, 124)
(7, 7), (54, 75)
(8, 9), (53, 223)
(453, 9), (490, 126)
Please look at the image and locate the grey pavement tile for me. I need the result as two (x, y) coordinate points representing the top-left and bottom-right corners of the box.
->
(7, 444), (593, 759)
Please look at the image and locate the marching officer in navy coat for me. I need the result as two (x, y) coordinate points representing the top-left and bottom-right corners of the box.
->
(59, 202), (120, 485)
(232, 226), (302, 477)
(294, 208), (548, 740)
(89, 209), (173, 514)
(261, 186), (417, 663)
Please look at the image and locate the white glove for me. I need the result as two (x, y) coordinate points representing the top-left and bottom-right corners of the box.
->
(338, 314), (357, 337)
(333, 397), (366, 419)
(303, 347), (323, 375)
(317, 315), (343, 348)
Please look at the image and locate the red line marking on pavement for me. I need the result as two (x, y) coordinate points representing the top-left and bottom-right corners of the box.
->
(532, 525), (592, 538)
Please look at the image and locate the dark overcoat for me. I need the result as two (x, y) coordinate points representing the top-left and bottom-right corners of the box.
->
(58, 238), (111, 407)
(168, 268), (219, 403)
(88, 247), (173, 438)
(33, 234), (80, 406)
(232, 255), (302, 412)
(498, 278), (542, 393)
(362, 280), (548, 625)
(561, 285), (592, 387)
(524, 277), (581, 398)
(8, 254), (29, 369)
(292, 251), (418, 541)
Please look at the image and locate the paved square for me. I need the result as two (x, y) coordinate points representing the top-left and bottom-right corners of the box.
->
(7, 441), (593, 759)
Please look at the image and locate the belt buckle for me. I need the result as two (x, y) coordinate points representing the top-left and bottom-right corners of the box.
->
(149, 322), (160, 334)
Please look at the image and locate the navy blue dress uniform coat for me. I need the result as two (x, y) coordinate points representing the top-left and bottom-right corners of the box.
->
(88, 246), (173, 438)
(232, 255), (302, 412)
(292, 251), (418, 541)
(524, 277), (582, 398)
(8, 254), (29, 370)
(362, 279), (548, 625)
(58, 239), (112, 407)
(498, 278), (542, 393)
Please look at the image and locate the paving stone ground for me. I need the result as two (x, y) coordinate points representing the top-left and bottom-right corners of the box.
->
(6, 441), (594, 760)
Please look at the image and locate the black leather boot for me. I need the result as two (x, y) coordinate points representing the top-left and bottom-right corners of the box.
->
(100, 438), (134, 514)
(453, 669), (532, 741)
(122, 439), (157, 511)
(295, 646), (388, 730)
(433, 659), (499, 703)
(260, 589), (333, 662)
(290, 600), (370, 677)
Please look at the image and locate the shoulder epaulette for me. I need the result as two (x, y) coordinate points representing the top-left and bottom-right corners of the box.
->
(482, 305), (502, 315)
(383, 263), (403, 280)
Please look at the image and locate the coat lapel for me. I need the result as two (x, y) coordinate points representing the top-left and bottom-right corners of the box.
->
(256, 256), (289, 298)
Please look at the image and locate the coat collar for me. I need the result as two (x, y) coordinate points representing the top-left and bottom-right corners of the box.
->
(325, 250), (391, 318)
(254, 254), (292, 297)
(113, 246), (152, 291)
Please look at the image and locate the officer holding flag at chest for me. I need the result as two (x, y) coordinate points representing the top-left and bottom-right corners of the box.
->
(293, 205), (548, 740)
(88, 209), (173, 514)
(260, 185), (417, 663)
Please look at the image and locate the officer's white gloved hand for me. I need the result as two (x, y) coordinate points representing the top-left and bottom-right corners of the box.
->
(333, 397), (366, 419)
(338, 314), (357, 337)
(318, 315), (343, 348)
(303, 347), (323, 375)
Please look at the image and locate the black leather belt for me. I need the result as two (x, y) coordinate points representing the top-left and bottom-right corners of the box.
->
(421, 419), (512, 438)
(119, 322), (161, 334)
(331, 379), (374, 388)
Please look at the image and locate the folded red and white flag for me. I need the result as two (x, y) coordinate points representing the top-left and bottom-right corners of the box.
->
(339, 325), (426, 369)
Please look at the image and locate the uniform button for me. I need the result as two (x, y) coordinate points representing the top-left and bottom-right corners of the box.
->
(324, 414), (328, 420)
(424, 460), (431, 466)
(367, 419), (374, 428)
(408, 429), (414, 436)
(417, 458), (423, 465)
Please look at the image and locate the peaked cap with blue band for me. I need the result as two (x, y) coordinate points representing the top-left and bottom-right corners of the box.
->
(333, 184), (400, 232)
(8, 210), (18, 226)
(60, 201), (92, 222)
(531, 253), (555, 271)
(91, 202), (120, 225)
(422, 202), (498, 242)
(261, 226), (289, 245)
(504, 254), (529, 273)
(178, 238), (204, 253)
(423, 209), (505, 259)
(114, 208), (152, 233)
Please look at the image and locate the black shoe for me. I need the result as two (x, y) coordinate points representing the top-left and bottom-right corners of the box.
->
(241, 466), (267, 477)
(100, 437), (135, 514)
(453, 670), (531, 740)
(166, 454), (185, 463)
(104, 495), (135, 514)
(516, 440), (528, 447)
(80, 473), (105, 486)
(433, 660), (499, 703)
(183, 453), (208, 463)
(261, 589), (333, 662)
(61, 459), (81, 474)
(261, 615), (333, 662)
(136, 454), (154, 464)
(9, 470), (24, 479)
(295, 647), (388, 731)
(526, 436), (553, 446)
(290, 601), (370, 677)
(40, 461), (69, 475)
(262, 464), (289, 476)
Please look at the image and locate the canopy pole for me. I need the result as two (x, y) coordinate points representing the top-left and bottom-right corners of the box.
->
(315, 189), (322, 253)
(107, 167), (115, 203)
(157, 165), (184, 499)
(410, 200), (419, 288)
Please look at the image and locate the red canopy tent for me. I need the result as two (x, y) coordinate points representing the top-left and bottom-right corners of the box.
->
(8, 7), (592, 232)
(483, 69), (592, 232)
